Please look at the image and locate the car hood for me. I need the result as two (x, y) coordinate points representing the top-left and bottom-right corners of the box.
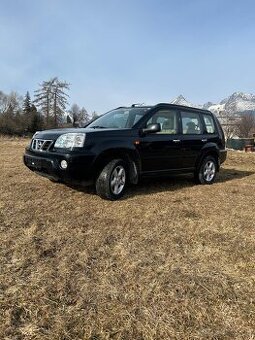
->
(33, 127), (135, 140)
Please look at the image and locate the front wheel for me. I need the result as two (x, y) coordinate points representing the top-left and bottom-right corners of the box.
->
(95, 159), (127, 200)
(194, 156), (217, 184)
(49, 178), (62, 183)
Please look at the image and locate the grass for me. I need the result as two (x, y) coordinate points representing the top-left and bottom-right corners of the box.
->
(1, 137), (255, 339)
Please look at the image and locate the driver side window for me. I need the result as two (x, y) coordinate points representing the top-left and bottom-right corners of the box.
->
(146, 109), (178, 134)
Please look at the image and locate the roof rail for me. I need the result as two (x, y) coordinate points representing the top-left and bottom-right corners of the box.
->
(131, 103), (145, 107)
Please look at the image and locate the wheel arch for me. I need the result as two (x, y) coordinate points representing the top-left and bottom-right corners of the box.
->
(93, 148), (141, 184)
(196, 146), (220, 172)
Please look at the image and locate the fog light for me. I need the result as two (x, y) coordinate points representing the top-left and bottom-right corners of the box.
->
(60, 160), (68, 169)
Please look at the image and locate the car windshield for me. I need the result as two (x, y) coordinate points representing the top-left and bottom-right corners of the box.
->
(86, 107), (150, 129)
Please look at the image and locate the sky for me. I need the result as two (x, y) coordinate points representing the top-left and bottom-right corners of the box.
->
(1, 0), (255, 113)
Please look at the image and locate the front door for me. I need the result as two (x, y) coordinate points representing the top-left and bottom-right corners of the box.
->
(137, 108), (183, 172)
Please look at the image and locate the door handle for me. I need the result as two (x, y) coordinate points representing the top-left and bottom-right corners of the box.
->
(172, 139), (181, 143)
(201, 139), (208, 142)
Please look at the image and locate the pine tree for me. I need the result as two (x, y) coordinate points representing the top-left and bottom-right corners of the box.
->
(33, 77), (56, 126)
(23, 91), (31, 115)
(52, 79), (70, 127)
(15, 110), (26, 135)
(29, 105), (43, 133)
(34, 77), (69, 128)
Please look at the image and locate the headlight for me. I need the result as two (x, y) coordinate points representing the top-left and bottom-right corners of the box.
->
(32, 132), (39, 139)
(54, 133), (86, 149)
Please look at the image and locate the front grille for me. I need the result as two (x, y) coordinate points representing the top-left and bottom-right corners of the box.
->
(31, 139), (53, 151)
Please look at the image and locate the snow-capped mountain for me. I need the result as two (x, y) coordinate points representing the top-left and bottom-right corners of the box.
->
(171, 92), (255, 115)
(206, 103), (225, 115)
(171, 95), (202, 108)
(221, 92), (255, 113)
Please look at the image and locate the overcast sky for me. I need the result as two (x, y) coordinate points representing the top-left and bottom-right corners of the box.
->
(1, 0), (255, 113)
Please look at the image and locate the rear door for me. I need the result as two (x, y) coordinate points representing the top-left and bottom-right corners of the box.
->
(179, 110), (206, 169)
(138, 108), (183, 172)
(202, 112), (221, 145)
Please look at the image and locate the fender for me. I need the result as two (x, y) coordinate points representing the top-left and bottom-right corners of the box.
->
(195, 143), (221, 171)
(92, 140), (142, 183)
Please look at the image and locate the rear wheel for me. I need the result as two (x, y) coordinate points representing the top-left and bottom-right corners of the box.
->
(195, 155), (217, 184)
(95, 159), (127, 200)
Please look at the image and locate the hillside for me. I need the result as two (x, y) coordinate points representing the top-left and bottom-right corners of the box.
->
(171, 92), (255, 116)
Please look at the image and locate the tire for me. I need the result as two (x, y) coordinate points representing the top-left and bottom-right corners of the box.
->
(194, 155), (217, 184)
(95, 159), (127, 200)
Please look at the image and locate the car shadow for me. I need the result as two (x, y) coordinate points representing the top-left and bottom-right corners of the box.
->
(64, 168), (254, 199)
(216, 167), (255, 182)
(125, 168), (255, 198)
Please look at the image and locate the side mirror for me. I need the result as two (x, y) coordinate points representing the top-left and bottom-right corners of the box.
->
(141, 123), (161, 135)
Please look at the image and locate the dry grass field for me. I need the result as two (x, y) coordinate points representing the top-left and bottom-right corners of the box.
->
(1, 137), (255, 340)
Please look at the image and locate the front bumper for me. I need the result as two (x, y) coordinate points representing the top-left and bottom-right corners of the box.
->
(23, 149), (95, 186)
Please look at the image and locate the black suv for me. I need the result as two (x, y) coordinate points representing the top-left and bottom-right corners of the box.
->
(23, 104), (227, 200)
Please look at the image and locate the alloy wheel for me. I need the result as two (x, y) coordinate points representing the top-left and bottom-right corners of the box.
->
(203, 160), (216, 182)
(110, 165), (126, 195)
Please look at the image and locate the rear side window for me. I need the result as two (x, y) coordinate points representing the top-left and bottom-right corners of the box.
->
(203, 114), (216, 134)
(181, 111), (202, 135)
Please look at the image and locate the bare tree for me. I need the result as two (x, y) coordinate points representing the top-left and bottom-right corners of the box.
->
(91, 111), (99, 121)
(69, 103), (79, 118)
(68, 103), (79, 126)
(0, 91), (9, 114)
(218, 110), (239, 141)
(237, 112), (255, 138)
(0, 102), (23, 135)
(69, 104), (90, 127)
(8, 92), (22, 112)
(79, 107), (90, 125)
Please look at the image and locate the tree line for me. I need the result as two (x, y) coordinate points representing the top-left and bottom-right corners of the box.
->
(1, 79), (254, 139)
(0, 77), (99, 136)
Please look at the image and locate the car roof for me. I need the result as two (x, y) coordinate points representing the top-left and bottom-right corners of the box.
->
(155, 103), (212, 114)
(116, 103), (212, 114)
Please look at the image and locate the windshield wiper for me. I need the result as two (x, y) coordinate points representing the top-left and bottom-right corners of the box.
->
(88, 125), (107, 129)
